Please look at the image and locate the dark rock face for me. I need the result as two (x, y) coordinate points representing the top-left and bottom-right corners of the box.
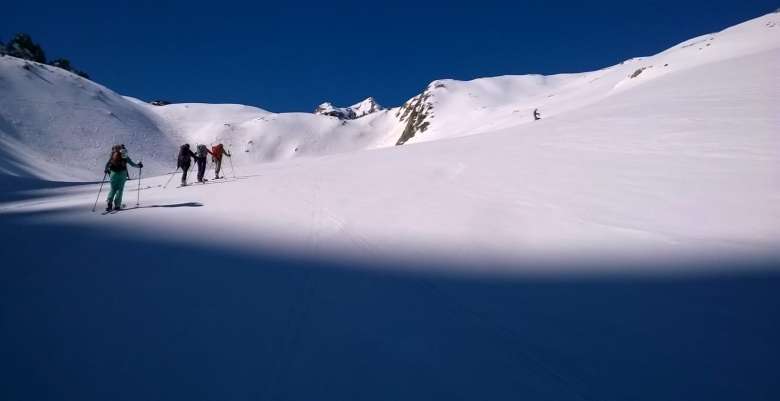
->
(630, 67), (648, 78)
(395, 83), (440, 145)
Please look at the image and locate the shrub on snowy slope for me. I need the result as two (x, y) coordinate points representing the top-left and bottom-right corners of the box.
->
(2, 33), (46, 63)
(1, 33), (89, 78)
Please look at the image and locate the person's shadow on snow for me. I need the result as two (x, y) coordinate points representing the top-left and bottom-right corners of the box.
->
(135, 202), (203, 209)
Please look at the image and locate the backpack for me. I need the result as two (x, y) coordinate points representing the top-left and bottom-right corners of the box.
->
(211, 144), (223, 160)
(108, 148), (127, 172)
(178, 144), (192, 166)
(196, 144), (208, 158)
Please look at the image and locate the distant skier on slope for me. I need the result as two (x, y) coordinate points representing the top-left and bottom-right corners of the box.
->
(103, 144), (143, 212)
(177, 144), (197, 186)
(194, 144), (214, 183)
(533, 108), (541, 121)
(210, 143), (231, 179)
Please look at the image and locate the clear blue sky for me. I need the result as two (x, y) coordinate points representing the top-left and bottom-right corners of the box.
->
(4, 0), (776, 112)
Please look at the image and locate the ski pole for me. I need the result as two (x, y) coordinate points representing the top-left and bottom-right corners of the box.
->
(227, 146), (236, 178)
(92, 172), (108, 212)
(136, 161), (142, 207)
(163, 167), (179, 189)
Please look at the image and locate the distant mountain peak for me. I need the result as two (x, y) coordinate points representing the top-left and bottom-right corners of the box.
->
(314, 97), (384, 120)
(349, 97), (384, 117)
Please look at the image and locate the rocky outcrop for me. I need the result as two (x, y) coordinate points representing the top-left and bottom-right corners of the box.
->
(394, 83), (442, 145)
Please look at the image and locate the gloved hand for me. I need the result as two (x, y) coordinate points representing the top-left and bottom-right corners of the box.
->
(138, 162), (144, 168)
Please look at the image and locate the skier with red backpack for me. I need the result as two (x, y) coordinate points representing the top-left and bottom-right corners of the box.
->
(103, 144), (143, 212)
(210, 143), (231, 179)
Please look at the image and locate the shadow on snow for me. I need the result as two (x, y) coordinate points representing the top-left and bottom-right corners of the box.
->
(0, 211), (778, 401)
(127, 202), (204, 210)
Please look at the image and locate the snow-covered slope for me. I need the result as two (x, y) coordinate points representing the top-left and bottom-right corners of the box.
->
(2, 12), (778, 265)
(2, 13), (777, 183)
(0, 56), (400, 180)
(2, 13), (779, 401)
(393, 12), (780, 145)
(0, 57), (175, 180)
(139, 101), (399, 165)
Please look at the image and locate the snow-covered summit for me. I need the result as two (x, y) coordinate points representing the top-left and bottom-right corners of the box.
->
(314, 97), (384, 119)
(313, 102), (354, 119)
(349, 97), (384, 118)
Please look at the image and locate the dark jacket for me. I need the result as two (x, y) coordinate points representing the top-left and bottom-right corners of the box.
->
(177, 145), (196, 168)
(195, 144), (214, 161)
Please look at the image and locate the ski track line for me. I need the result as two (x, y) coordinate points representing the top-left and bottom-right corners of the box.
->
(291, 179), (381, 259)
(268, 177), (322, 399)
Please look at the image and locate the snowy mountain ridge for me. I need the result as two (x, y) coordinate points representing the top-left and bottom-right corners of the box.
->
(0, 12), (778, 181)
(392, 11), (780, 145)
